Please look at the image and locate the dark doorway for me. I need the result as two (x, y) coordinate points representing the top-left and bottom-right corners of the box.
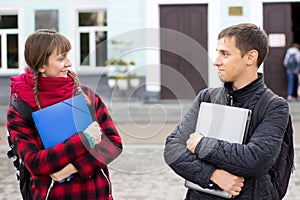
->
(263, 3), (300, 98)
(292, 3), (300, 44)
(160, 4), (208, 99)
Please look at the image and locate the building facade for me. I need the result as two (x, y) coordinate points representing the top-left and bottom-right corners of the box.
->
(0, 0), (299, 105)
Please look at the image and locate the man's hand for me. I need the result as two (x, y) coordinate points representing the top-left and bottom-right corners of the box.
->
(186, 132), (203, 154)
(210, 169), (245, 197)
(50, 163), (78, 182)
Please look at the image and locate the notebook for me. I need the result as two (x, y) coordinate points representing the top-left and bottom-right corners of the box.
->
(32, 94), (92, 149)
(185, 102), (252, 198)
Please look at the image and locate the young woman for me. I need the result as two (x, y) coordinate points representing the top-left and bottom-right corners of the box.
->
(6, 29), (122, 200)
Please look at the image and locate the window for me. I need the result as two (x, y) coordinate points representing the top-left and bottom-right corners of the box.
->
(95, 31), (107, 66)
(7, 34), (18, 69)
(35, 10), (59, 31)
(80, 33), (90, 65)
(79, 11), (106, 26)
(0, 15), (18, 29)
(0, 14), (19, 70)
(77, 10), (107, 68)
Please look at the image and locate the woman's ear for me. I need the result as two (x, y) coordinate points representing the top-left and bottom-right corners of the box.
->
(38, 65), (46, 73)
(246, 50), (258, 66)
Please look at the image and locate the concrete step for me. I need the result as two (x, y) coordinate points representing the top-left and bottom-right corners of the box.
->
(0, 105), (8, 126)
(287, 101), (300, 121)
(2, 100), (300, 126)
(105, 100), (193, 124)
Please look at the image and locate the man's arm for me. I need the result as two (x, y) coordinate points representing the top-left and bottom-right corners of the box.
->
(187, 132), (245, 196)
(188, 98), (289, 177)
(164, 90), (217, 188)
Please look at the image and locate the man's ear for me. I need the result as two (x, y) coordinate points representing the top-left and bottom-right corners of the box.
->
(246, 50), (258, 66)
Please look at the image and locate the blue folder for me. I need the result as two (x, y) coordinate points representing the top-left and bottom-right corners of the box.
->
(32, 94), (92, 149)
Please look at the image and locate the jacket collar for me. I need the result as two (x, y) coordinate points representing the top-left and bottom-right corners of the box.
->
(224, 73), (265, 106)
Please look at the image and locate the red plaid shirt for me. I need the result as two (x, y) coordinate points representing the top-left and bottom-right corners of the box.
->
(6, 85), (122, 200)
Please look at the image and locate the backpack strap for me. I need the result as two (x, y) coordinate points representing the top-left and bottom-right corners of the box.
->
(7, 96), (35, 200)
(10, 94), (34, 126)
(203, 87), (227, 104)
(7, 94), (33, 161)
(251, 88), (278, 129)
(204, 89), (211, 102)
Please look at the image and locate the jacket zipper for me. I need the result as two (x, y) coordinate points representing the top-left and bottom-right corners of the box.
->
(100, 169), (112, 196)
(229, 95), (234, 106)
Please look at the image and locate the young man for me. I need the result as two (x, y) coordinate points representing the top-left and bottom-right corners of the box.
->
(164, 23), (289, 199)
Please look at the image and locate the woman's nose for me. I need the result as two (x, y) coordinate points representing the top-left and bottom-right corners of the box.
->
(65, 57), (72, 67)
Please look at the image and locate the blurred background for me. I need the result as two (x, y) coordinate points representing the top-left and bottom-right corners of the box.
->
(1, 0), (300, 199)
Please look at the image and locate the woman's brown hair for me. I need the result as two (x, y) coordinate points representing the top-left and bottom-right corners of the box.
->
(24, 29), (90, 109)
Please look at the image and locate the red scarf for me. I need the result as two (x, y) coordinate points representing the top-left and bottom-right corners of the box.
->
(10, 67), (75, 110)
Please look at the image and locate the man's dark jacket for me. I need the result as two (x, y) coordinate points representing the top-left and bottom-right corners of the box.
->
(164, 74), (289, 199)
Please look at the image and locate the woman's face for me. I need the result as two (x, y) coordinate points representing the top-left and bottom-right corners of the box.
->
(38, 49), (72, 78)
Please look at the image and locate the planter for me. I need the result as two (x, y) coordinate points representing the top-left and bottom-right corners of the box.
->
(107, 74), (139, 90)
(107, 78), (117, 89)
(117, 79), (128, 90)
(129, 78), (140, 88)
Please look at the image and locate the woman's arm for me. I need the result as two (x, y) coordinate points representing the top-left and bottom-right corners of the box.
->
(7, 105), (90, 176)
(71, 87), (123, 180)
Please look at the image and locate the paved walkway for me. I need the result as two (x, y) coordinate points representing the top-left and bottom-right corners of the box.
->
(1, 100), (300, 199)
(0, 121), (300, 200)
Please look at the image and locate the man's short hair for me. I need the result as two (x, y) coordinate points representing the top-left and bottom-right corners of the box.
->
(218, 23), (269, 67)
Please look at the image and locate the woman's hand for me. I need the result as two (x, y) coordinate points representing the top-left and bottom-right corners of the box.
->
(84, 121), (102, 144)
(50, 163), (78, 182)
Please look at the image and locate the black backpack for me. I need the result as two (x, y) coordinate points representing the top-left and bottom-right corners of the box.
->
(7, 95), (33, 200)
(252, 88), (294, 200)
(204, 87), (294, 199)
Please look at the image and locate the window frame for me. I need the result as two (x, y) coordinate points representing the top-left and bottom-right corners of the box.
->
(0, 7), (25, 76)
(75, 8), (108, 74)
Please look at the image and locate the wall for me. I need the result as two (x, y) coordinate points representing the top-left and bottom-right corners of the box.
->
(2, 0), (300, 102)
(107, 0), (147, 77)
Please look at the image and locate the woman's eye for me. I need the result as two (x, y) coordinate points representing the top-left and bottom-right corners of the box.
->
(59, 55), (66, 60)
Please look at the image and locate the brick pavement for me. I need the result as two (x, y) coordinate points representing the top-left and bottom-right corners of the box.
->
(1, 121), (300, 200)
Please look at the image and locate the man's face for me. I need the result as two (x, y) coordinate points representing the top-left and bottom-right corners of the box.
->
(214, 37), (249, 87)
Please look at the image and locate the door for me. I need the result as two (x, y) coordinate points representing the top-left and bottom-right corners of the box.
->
(263, 3), (293, 97)
(160, 4), (208, 99)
